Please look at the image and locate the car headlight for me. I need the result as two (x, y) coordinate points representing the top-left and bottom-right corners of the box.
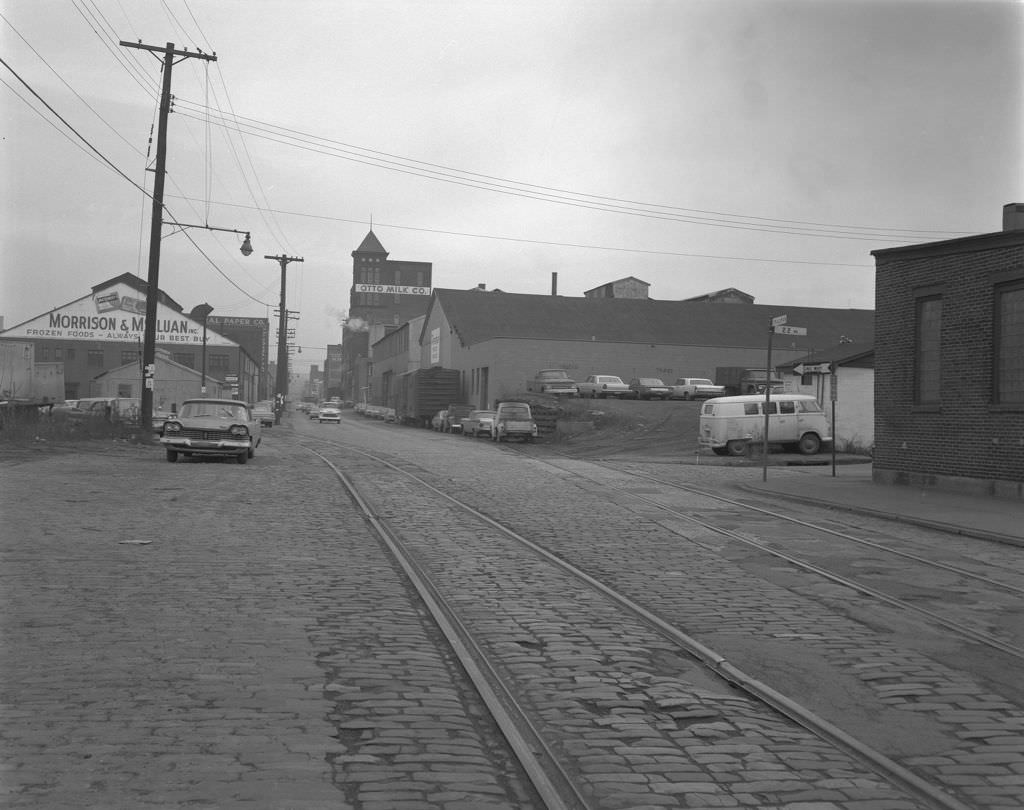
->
(230, 425), (250, 437)
(164, 422), (181, 434)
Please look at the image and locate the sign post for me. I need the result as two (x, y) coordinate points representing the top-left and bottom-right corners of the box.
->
(763, 317), (807, 482)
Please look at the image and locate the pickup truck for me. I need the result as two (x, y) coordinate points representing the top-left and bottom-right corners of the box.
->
(669, 377), (726, 400)
(526, 369), (578, 397)
(577, 374), (631, 399)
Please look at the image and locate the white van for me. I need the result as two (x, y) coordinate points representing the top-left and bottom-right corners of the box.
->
(698, 394), (831, 456)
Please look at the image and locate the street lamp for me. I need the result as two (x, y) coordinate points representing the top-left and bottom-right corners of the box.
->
(189, 303), (214, 395)
(167, 222), (253, 256)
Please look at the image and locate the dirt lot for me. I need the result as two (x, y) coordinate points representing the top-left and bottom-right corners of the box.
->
(549, 397), (705, 460)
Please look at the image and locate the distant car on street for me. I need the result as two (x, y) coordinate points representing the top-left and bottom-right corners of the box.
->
(252, 400), (275, 427)
(490, 401), (538, 442)
(318, 402), (342, 424)
(160, 398), (261, 464)
(461, 409), (496, 437)
(443, 404), (474, 433)
(577, 374), (631, 399)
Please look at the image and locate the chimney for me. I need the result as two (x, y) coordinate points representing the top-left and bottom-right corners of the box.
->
(551, 272), (558, 296)
(1002, 203), (1024, 231)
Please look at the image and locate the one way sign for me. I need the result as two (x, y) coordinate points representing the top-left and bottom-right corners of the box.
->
(793, 362), (833, 375)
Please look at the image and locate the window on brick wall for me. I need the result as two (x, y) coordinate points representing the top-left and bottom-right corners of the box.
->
(995, 280), (1024, 404)
(914, 295), (942, 405)
(209, 354), (229, 373)
(87, 349), (104, 368)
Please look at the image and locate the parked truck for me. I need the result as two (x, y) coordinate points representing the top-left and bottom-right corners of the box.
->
(715, 366), (783, 396)
(526, 369), (578, 397)
(394, 367), (461, 427)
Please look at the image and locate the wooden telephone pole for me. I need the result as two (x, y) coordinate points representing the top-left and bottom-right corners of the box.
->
(119, 40), (216, 435)
(266, 254), (304, 424)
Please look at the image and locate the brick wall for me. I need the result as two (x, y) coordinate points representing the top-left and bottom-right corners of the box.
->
(874, 237), (1024, 495)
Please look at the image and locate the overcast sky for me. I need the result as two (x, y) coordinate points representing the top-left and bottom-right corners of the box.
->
(2, 0), (1021, 369)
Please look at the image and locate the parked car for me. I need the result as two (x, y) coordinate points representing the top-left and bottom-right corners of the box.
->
(461, 409), (496, 437)
(526, 369), (579, 397)
(629, 378), (671, 400)
(252, 400), (275, 427)
(669, 378), (726, 400)
(68, 397), (142, 425)
(160, 398), (261, 464)
(318, 402), (342, 423)
(431, 410), (448, 431)
(443, 404), (474, 434)
(308, 404), (321, 419)
(490, 401), (539, 442)
(577, 374), (631, 399)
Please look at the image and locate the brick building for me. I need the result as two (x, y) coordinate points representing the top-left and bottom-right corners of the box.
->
(871, 203), (1024, 496)
(338, 231), (433, 401)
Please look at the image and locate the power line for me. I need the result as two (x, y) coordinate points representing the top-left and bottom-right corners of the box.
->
(171, 99), (975, 241)
(167, 195), (874, 268)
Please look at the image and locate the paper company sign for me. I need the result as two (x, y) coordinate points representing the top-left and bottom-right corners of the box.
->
(354, 284), (431, 296)
(2, 284), (237, 347)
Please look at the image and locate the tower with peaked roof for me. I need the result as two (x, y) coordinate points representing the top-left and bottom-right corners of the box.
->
(333, 230), (433, 400)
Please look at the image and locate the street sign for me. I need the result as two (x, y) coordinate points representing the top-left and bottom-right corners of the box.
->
(771, 314), (788, 327)
(793, 362), (832, 375)
(775, 325), (807, 336)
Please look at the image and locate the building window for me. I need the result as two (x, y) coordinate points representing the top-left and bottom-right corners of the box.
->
(54, 347), (63, 361)
(67, 348), (76, 360)
(117, 384), (132, 398)
(41, 347), (51, 361)
(209, 354), (230, 372)
(995, 280), (1024, 404)
(121, 350), (137, 365)
(914, 296), (942, 405)
(173, 353), (195, 368)
(87, 349), (104, 368)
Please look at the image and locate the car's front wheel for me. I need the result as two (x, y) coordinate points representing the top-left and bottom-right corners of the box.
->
(165, 448), (178, 463)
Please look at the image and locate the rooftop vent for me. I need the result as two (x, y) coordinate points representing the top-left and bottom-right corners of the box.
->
(1002, 203), (1024, 231)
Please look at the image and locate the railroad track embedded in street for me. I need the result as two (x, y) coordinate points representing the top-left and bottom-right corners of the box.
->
(297, 433), (991, 810)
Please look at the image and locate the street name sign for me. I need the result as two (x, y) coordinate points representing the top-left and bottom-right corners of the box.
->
(771, 314), (788, 327)
(774, 325), (807, 336)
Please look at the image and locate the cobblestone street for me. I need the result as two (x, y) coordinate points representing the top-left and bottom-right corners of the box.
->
(2, 421), (1022, 809)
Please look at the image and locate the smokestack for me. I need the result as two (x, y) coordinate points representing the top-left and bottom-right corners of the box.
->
(551, 272), (558, 296)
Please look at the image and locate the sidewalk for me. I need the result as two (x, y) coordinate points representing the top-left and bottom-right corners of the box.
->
(742, 463), (1024, 546)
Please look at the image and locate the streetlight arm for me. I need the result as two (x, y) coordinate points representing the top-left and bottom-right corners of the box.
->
(164, 221), (253, 255)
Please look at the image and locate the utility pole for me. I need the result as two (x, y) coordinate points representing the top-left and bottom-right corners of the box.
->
(120, 41), (216, 436)
(266, 254), (303, 424)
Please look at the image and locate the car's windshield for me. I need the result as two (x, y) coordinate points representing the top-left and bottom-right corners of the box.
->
(180, 402), (248, 420)
(598, 376), (623, 384)
(500, 405), (531, 419)
(538, 371), (567, 379)
(639, 378), (663, 385)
